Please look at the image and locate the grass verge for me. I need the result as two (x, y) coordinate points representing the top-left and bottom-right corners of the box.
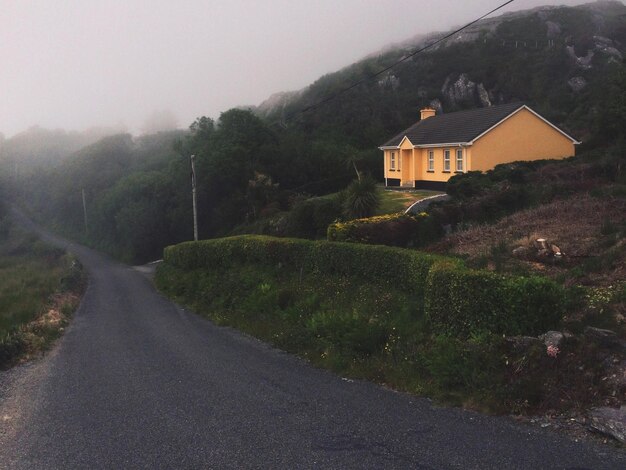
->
(155, 237), (624, 418)
(375, 188), (441, 215)
(0, 222), (86, 369)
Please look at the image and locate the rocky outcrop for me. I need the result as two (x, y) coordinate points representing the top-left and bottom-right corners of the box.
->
(539, 331), (565, 349)
(512, 237), (563, 264)
(565, 36), (623, 70)
(545, 21), (561, 38)
(441, 73), (491, 108)
(377, 74), (400, 90)
(568, 76), (587, 92)
(255, 89), (307, 117)
(477, 83), (491, 107)
(428, 99), (443, 114)
(566, 46), (595, 69)
(593, 35), (623, 60)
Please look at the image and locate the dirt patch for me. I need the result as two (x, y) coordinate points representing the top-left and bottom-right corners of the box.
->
(428, 194), (626, 285)
(18, 291), (81, 364)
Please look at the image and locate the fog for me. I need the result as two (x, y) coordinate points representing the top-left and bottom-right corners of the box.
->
(1, 0), (589, 137)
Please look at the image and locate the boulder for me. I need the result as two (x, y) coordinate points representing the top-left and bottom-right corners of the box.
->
(506, 335), (544, 353)
(589, 407), (626, 443)
(584, 326), (622, 349)
(539, 331), (565, 348)
(512, 246), (531, 258)
(534, 238), (549, 250)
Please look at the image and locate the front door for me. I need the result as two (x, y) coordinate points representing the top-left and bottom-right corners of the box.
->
(401, 149), (413, 187)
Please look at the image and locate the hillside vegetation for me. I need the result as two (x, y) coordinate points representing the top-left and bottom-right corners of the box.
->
(0, 1), (625, 440)
(0, 202), (85, 368)
(1, 1), (625, 264)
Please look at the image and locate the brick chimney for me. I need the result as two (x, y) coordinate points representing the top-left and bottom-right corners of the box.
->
(420, 107), (436, 120)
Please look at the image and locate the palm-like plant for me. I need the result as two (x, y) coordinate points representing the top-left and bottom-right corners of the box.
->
(342, 175), (380, 219)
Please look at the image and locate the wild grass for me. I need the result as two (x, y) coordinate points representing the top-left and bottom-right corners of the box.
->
(156, 257), (622, 415)
(320, 187), (439, 215)
(0, 222), (84, 368)
(429, 193), (626, 286)
(375, 188), (440, 215)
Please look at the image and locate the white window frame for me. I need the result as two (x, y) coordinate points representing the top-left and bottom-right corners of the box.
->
(456, 149), (464, 172)
(443, 149), (451, 172)
(428, 150), (434, 171)
(390, 152), (395, 170)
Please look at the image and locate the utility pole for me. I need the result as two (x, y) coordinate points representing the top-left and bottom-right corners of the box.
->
(81, 188), (88, 234)
(190, 154), (198, 241)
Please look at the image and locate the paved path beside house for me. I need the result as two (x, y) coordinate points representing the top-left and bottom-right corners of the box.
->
(405, 193), (451, 214)
(1, 208), (625, 469)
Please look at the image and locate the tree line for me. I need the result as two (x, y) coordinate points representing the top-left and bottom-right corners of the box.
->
(0, 4), (625, 263)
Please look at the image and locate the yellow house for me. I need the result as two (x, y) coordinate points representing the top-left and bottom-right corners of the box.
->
(379, 103), (580, 189)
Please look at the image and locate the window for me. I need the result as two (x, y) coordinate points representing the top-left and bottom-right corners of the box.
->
(390, 152), (395, 170)
(428, 150), (434, 171)
(443, 150), (450, 172)
(456, 149), (464, 172)
(398, 152), (401, 170)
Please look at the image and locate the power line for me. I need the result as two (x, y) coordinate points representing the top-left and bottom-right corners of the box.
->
(277, 0), (515, 126)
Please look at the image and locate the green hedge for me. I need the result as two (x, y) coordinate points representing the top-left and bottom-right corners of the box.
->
(327, 212), (442, 248)
(164, 235), (447, 295)
(285, 196), (343, 239)
(424, 263), (566, 337)
(164, 235), (568, 337)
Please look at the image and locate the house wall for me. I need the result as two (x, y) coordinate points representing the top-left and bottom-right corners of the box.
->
(384, 138), (415, 184)
(470, 108), (576, 171)
(415, 147), (469, 183)
(384, 146), (469, 185)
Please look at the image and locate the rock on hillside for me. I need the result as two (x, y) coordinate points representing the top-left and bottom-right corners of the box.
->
(252, 0), (626, 141)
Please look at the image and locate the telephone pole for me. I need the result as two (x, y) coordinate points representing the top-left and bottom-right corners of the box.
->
(190, 154), (198, 241)
(81, 188), (88, 234)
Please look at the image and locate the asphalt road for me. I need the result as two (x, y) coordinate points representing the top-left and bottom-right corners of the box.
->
(1, 210), (625, 469)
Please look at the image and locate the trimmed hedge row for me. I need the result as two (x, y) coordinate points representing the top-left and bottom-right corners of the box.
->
(164, 235), (447, 295)
(425, 263), (566, 336)
(164, 235), (567, 337)
(327, 212), (442, 248)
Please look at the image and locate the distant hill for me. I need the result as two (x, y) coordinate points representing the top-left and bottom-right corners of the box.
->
(252, 0), (626, 148)
(0, 125), (126, 171)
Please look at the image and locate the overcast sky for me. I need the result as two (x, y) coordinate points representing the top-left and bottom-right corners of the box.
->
(1, 0), (590, 137)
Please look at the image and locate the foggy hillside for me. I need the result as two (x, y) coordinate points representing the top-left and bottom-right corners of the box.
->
(254, 0), (626, 147)
(0, 0), (625, 264)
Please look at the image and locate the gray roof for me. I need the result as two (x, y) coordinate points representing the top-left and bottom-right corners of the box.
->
(382, 102), (534, 147)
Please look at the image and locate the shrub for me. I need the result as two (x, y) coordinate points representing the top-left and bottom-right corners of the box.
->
(163, 235), (449, 295)
(327, 212), (441, 248)
(165, 235), (567, 339)
(285, 196), (343, 239)
(446, 171), (493, 199)
(424, 263), (566, 337)
(307, 310), (389, 357)
(0, 331), (25, 369)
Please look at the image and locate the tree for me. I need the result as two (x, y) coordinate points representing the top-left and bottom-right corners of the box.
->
(342, 144), (362, 182)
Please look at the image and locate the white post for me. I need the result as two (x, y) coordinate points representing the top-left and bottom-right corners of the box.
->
(190, 155), (198, 242)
